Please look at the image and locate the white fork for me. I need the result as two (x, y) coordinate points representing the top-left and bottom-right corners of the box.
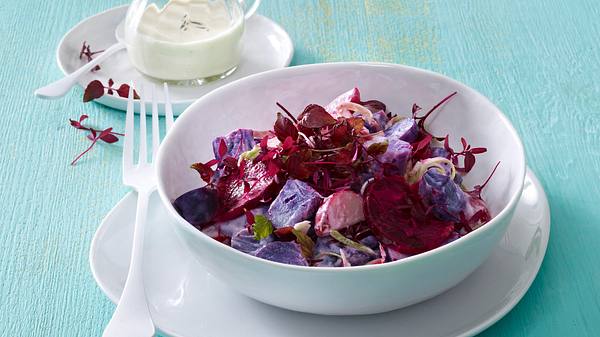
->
(102, 83), (174, 337)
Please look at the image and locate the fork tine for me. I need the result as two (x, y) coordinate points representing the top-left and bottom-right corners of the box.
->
(151, 84), (160, 161)
(163, 83), (174, 132)
(138, 84), (148, 165)
(122, 82), (135, 170)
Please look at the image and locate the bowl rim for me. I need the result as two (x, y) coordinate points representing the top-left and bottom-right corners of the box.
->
(156, 61), (527, 273)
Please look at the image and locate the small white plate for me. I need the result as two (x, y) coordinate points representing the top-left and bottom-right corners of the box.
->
(57, 6), (294, 115)
(90, 168), (550, 337)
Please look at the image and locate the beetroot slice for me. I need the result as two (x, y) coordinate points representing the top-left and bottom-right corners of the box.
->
(363, 175), (454, 254)
(215, 160), (278, 221)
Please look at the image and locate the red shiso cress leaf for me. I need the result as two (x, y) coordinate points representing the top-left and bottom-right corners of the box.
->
(414, 134), (433, 153)
(332, 143), (356, 165)
(100, 133), (119, 143)
(463, 152), (476, 173)
(215, 160), (279, 221)
(221, 157), (239, 174)
(412, 104), (422, 114)
(363, 175), (454, 254)
(281, 136), (295, 151)
(274, 113), (298, 142)
(360, 100), (386, 114)
(245, 210), (255, 227)
(411, 133), (433, 160)
(83, 80), (104, 102)
(443, 135), (453, 154)
(285, 151), (312, 180)
(330, 122), (352, 146)
(115, 84), (127, 98)
(461, 137), (468, 149)
(267, 160), (280, 176)
(191, 162), (214, 184)
(469, 209), (490, 225)
(238, 160), (246, 177)
(116, 84), (140, 99)
(261, 150), (276, 162)
(99, 128), (113, 138)
(218, 138), (228, 158)
(260, 135), (269, 150)
(470, 147), (487, 154)
(107, 79), (114, 95)
(69, 119), (82, 129)
(205, 159), (219, 167)
(298, 104), (337, 129)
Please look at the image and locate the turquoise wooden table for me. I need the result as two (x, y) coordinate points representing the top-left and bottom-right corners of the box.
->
(1, 0), (599, 336)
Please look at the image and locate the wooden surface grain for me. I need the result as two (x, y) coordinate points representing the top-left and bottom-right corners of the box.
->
(1, 0), (599, 336)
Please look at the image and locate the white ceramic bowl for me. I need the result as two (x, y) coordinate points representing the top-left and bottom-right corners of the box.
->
(156, 63), (526, 315)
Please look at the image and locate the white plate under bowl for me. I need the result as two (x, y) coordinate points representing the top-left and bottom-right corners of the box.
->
(57, 6), (293, 115)
(90, 168), (549, 337)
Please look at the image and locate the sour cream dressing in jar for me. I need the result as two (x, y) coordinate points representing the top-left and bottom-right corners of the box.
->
(125, 0), (254, 82)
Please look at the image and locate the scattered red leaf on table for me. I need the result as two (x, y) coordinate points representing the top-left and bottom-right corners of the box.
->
(69, 115), (124, 166)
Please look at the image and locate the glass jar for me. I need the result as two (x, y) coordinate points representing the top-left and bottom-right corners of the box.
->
(124, 0), (259, 82)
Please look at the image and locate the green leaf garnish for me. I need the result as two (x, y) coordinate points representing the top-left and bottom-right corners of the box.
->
(330, 229), (376, 255)
(240, 145), (261, 161)
(253, 215), (273, 240)
(292, 229), (315, 259)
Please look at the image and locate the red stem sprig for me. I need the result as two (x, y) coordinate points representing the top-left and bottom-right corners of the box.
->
(83, 79), (140, 103)
(79, 41), (104, 72)
(69, 115), (123, 165)
(412, 91), (457, 130)
(467, 161), (501, 199)
(276, 102), (298, 123)
(190, 141), (224, 184)
(443, 135), (487, 173)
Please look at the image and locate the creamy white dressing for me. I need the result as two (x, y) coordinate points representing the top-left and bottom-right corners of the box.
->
(126, 0), (244, 81)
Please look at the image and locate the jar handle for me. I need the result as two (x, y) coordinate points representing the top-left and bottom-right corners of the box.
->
(240, 0), (261, 20)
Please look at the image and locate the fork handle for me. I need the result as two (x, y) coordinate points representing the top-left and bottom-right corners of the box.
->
(102, 190), (155, 337)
